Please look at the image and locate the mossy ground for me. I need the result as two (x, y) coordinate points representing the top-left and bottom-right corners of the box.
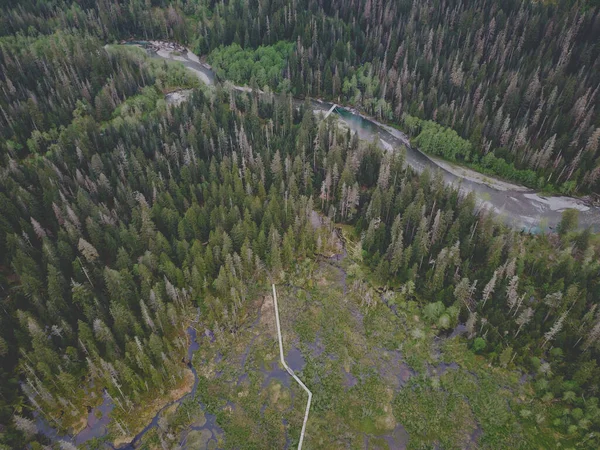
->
(132, 223), (580, 449)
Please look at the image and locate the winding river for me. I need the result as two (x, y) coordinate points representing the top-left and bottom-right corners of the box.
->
(148, 41), (600, 232)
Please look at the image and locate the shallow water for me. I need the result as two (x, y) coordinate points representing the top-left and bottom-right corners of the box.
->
(449, 323), (468, 339)
(261, 360), (293, 388)
(379, 349), (416, 388)
(429, 361), (459, 377)
(75, 391), (114, 445)
(179, 409), (223, 450)
(382, 423), (410, 450)
(37, 321), (223, 449)
(308, 335), (325, 358)
(34, 389), (114, 447)
(286, 346), (306, 372)
(118, 325), (210, 449)
(344, 370), (359, 388)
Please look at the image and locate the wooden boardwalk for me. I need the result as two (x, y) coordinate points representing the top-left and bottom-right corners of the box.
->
(272, 284), (312, 450)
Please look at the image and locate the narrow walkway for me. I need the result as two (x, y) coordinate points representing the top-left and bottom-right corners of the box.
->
(272, 284), (312, 450)
(323, 103), (337, 119)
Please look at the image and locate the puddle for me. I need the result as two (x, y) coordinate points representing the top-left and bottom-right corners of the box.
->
(238, 309), (263, 370)
(33, 412), (69, 445)
(282, 418), (291, 450)
(382, 423), (409, 449)
(466, 423), (483, 449)
(428, 362), (459, 377)
(188, 328), (200, 360)
(223, 401), (236, 414)
(380, 293), (403, 323)
(236, 373), (249, 385)
(448, 323), (468, 339)
(260, 347), (306, 389)
(344, 370), (358, 388)
(74, 390), (114, 445)
(308, 336), (325, 358)
(286, 347), (306, 372)
(261, 360), (292, 388)
(33, 389), (115, 447)
(397, 365), (414, 386)
(377, 349), (415, 388)
(179, 408), (223, 450)
(204, 328), (215, 342)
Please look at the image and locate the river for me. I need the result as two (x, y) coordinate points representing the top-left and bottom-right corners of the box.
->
(145, 40), (600, 232)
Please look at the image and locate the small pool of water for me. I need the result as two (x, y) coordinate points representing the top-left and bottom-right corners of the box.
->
(75, 391), (114, 445)
(286, 347), (306, 372)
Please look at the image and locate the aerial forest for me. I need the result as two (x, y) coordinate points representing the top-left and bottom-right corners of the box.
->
(1, 1), (600, 449)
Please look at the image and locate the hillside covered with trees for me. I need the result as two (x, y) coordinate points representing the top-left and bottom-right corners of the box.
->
(3, 0), (599, 193)
(1, 1), (600, 449)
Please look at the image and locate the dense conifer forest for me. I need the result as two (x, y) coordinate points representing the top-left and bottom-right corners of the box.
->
(1, 1), (600, 449)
